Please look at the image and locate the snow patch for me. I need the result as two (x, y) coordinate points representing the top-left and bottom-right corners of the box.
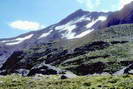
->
(1, 40), (11, 43)
(56, 15), (88, 31)
(55, 15), (91, 39)
(38, 30), (53, 39)
(55, 15), (106, 39)
(5, 34), (33, 45)
(74, 29), (94, 38)
(73, 16), (91, 23)
(55, 21), (76, 32)
(98, 16), (107, 21)
(86, 16), (107, 28)
(60, 25), (77, 39)
(86, 20), (97, 28)
(55, 21), (77, 39)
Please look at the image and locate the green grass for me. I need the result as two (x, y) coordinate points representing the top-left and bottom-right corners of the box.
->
(0, 74), (133, 89)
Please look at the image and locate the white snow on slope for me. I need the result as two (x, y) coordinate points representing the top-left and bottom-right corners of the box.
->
(1, 40), (11, 43)
(55, 16), (91, 39)
(73, 15), (91, 23)
(60, 25), (77, 39)
(74, 29), (94, 38)
(55, 21), (77, 39)
(55, 16), (106, 39)
(86, 16), (107, 28)
(98, 16), (107, 21)
(4, 34), (33, 45)
(86, 20), (97, 28)
(55, 21), (76, 32)
(55, 15), (91, 39)
(73, 16), (106, 39)
(55, 15), (90, 31)
(38, 30), (53, 39)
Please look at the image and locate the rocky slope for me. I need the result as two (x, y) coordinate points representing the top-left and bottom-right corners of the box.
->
(0, 2), (133, 76)
(1, 24), (133, 76)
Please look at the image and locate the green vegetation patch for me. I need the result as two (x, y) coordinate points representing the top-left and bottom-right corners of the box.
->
(0, 74), (133, 89)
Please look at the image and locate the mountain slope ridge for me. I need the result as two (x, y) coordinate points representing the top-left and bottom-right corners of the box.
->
(1, 24), (133, 76)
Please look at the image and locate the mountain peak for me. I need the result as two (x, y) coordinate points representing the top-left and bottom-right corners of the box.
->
(58, 9), (89, 25)
(74, 9), (87, 13)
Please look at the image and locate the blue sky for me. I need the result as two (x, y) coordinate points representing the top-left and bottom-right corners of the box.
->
(0, 0), (132, 38)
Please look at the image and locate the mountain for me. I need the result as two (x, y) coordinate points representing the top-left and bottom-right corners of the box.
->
(0, 2), (133, 76)
(0, 9), (110, 67)
(1, 24), (133, 76)
(100, 1), (133, 28)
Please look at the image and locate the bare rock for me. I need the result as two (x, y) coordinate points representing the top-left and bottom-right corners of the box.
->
(61, 72), (77, 79)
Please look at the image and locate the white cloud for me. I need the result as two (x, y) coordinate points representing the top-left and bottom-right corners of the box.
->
(77, 0), (133, 11)
(77, 0), (102, 10)
(119, 0), (133, 9)
(9, 20), (45, 31)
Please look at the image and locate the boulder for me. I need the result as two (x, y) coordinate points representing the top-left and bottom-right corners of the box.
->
(61, 72), (77, 79)
(15, 69), (30, 76)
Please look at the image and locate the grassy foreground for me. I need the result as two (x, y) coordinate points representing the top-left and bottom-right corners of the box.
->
(0, 75), (132, 89)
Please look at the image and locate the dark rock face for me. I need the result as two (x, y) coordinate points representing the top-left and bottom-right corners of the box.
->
(28, 63), (64, 76)
(0, 51), (24, 71)
(110, 41), (128, 44)
(0, 70), (7, 75)
(71, 62), (106, 75)
(100, 2), (133, 28)
(74, 41), (110, 54)
(0, 51), (64, 76)
(67, 62), (133, 75)
(0, 43), (65, 76)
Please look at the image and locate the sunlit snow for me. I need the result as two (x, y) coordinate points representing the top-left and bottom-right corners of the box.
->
(38, 30), (53, 39)
(74, 29), (94, 38)
(4, 34), (33, 45)
(86, 16), (107, 28)
(55, 16), (107, 39)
